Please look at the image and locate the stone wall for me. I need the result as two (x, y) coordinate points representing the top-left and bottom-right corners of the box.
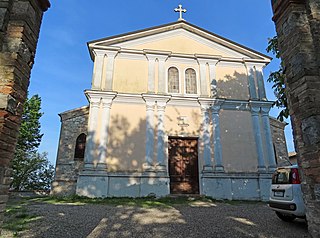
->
(270, 117), (289, 166)
(51, 106), (89, 196)
(271, 0), (320, 236)
(0, 0), (49, 229)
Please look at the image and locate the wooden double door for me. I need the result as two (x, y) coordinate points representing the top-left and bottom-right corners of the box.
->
(168, 137), (199, 194)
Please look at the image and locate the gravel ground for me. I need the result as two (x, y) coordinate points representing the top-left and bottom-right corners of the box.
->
(15, 200), (309, 238)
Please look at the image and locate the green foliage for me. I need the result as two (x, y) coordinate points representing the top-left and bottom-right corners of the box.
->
(11, 95), (54, 191)
(266, 36), (289, 122)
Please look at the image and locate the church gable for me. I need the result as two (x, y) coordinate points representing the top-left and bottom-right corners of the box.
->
(88, 21), (271, 62)
(112, 30), (246, 58)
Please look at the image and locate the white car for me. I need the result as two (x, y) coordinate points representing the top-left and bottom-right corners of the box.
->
(268, 165), (306, 221)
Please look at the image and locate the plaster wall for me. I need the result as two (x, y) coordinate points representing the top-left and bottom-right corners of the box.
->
(219, 110), (258, 172)
(107, 102), (147, 172)
(126, 35), (236, 57)
(216, 64), (249, 100)
(113, 58), (148, 93)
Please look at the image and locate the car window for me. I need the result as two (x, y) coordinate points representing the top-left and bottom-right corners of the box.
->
(272, 168), (291, 184)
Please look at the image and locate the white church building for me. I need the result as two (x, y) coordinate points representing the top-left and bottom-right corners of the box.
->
(52, 7), (288, 200)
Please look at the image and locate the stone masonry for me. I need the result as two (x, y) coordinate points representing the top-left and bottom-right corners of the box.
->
(270, 117), (289, 166)
(51, 106), (89, 196)
(271, 0), (320, 237)
(0, 0), (50, 229)
(52, 107), (289, 197)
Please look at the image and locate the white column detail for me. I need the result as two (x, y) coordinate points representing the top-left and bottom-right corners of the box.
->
(197, 59), (208, 96)
(211, 101), (224, 172)
(208, 60), (219, 97)
(199, 100), (213, 172)
(261, 106), (277, 172)
(245, 63), (258, 100)
(144, 99), (156, 171)
(104, 51), (118, 91)
(92, 50), (105, 89)
(145, 54), (157, 93)
(158, 56), (167, 94)
(250, 104), (266, 172)
(96, 94), (117, 170)
(156, 99), (169, 172)
(255, 64), (267, 100)
(84, 95), (101, 169)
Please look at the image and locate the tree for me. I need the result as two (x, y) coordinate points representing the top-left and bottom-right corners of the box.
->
(266, 36), (289, 122)
(11, 95), (54, 191)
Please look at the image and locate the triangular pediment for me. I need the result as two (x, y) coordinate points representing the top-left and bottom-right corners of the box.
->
(88, 21), (271, 62)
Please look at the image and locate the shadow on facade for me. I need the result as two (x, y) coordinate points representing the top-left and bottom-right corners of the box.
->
(217, 71), (249, 100)
(107, 115), (146, 171)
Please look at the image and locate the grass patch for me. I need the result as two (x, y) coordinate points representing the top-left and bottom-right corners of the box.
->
(2, 198), (40, 237)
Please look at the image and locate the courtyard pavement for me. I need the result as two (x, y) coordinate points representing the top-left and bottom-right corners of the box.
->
(13, 199), (310, 238)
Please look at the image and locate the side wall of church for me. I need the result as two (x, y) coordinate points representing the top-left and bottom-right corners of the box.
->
(51, 107), (89, 196)
(270, 118), (289, 166)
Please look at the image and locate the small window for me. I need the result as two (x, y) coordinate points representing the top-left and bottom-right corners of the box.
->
(168, 67), (179, 93)
(74, 133), (86, 160)
(185, 68), (197, 94)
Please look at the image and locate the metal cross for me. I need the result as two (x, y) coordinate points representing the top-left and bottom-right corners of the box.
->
(174, 4), (187, 21)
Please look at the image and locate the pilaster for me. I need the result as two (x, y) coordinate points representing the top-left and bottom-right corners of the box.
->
(142, 96), (156, 171)
(156, 96), (171, 173)
(92, 49), (105, 89)
(211, 99), (225, 172)
(198, 99), (213, 172)
(245, 63), (258, 100)
(249, 102), (266, 172)
(255, 64), (267, 100)
(208, 60), (219, 98)
(96, 93), (117, 170)
(104, 51), (118, 91)
(145, 54), (157, 93)
(83, 93), (101, 169)
(261, 105), (277, 172)
(197, 59), (209, 96)
(157, 56), (168, 94)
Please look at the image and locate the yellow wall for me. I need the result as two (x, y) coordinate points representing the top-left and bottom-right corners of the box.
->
(219, 110), (258, 172)
(113, 58), (148, 93)
(216, 65), (249, 100)
(164, 105), (201, 136)
(131, 35), (234, 57)
(107, 102), (147, 171)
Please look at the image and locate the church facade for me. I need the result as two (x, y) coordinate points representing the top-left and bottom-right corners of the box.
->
(52, 20), (288, 200)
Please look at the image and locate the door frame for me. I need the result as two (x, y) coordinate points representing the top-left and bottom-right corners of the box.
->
(168, 136), (200, 194)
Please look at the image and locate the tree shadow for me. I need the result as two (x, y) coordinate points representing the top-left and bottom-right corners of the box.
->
(217, 71), (249, 100)
(23, 201), (309, 238)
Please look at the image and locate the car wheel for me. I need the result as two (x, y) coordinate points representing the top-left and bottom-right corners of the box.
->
(275, 212), (296, 222)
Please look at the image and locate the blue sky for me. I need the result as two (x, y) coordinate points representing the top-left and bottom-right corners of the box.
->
(29, 0), (294, 165)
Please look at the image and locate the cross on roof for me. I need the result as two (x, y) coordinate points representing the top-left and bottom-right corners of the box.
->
(174, 4), (187, 21)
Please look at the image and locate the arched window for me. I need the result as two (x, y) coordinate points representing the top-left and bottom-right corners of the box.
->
(74, 133), (86, 160)
(185, 68), (197, 94)
(168, 67), (179, 93)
